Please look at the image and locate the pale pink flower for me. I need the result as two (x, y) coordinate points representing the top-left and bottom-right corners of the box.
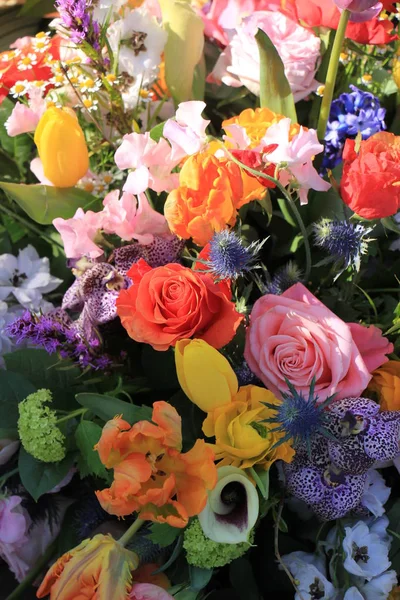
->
(102, 190), (170, 243)
(163, 101), (210, 162)
(334, 0), (382, 22)
(259, 118), (330, 204)
(5, 102), (42, 137)
(30, 157), (55, 186)
(53, 208), (105, 259)
(209, 11), (321, 102)
(0, 440), (19, 466)
(115, 132), (179, 195)
(130, 583), (174, 600)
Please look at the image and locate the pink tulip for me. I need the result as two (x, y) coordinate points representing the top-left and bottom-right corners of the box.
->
(334, 0), (383, 21)
(129, 583), (174, 600)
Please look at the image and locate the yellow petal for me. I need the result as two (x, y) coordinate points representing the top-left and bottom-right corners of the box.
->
(159, 0), (204, 103)
(175, 339), (238, 412)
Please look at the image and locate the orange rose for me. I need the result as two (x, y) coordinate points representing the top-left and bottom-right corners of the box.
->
(95, 401), (217, 527)
(116, 259), (243, 350)
(164, 152), (246, 246)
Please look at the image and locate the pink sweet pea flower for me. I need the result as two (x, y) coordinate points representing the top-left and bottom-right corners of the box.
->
(163, 101), (210, 162)
(5, 103), (41, 137)
(130, 583), (174, 600)
(30, 157), (54, 186)
(114, 132), (179, 195)
(0, 496), (28, 545)
(102, 190), (170, 243)
(259, 118), (330, 204)
(53, 208), (105, 259)
(334, 0), (383, 21)
(0, 440), (19, 466)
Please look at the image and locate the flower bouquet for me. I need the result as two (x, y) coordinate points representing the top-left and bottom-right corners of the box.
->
(2, 0), (400, 599)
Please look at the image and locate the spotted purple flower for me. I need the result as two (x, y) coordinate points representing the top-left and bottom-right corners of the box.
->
(55, 0), (100, 50)
(322, 85), (386, 172)
(113, 236), (185, 275)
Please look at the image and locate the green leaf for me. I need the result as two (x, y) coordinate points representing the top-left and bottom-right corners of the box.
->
(75, 420), (109, 479)
(0, 370), (36, 432)
(4, 349), (81, 411)
(18, 448), (75, 501)
(149, 122), (166, 142)
(19, 0), (55, 15)
(255, 28), (297, 122)
(0, 181), (98, 225)
(146, 522), (181, 548)
(189, 566), (213, 592)
(75, 393), (152, 424)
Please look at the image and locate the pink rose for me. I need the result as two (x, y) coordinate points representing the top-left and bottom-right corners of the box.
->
(209, 11), (321, 102)
(130, 583), (174, 600)
(244, 283), (393, 403)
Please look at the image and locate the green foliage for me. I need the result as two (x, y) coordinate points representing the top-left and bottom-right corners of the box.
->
(255, 28), (297, 122)
(75, 420), (109, 479)
(75, 392), (152, 424)
(18, 447), (76, 501)
(0, 98), (33, 179)
(189, 565), (213, 592)
(0, 181), (99, 225)
(146, 522), (182, 548)
(149, 122), (166, 142)
(0, 370), (36, 438)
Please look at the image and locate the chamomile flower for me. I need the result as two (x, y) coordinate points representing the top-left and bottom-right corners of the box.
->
(101, 172), (113, 186)
(361, 74), (373, 86)
(340, 52), (350, 65)
(10, 80), (29, 98)
(81, 96), (98, 112)
(78, 76), (101, 94)
(78, 177), (96, 193)
(29, 79), (49, 91)
(50, 73), (66, 87)
(17, 53), (38, 71)
(104, 73), (118, 86)
(316, 84), (325, 97)
(32, 35), (51, 53)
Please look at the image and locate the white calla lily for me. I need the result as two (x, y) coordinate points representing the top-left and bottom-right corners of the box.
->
(198, 466), (259, 544)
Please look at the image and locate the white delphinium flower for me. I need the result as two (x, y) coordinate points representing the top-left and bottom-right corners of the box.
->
(361, 470), (391, 518)
(342, 521), (391, 580)
(281, 551), (336, 600)
(0, 246), (62, 310)
(358, 569), (398, 600)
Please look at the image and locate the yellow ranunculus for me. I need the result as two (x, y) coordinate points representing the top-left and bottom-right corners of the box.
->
(34, 107), (89, 188)
(206, 385), (295, 470)
(36, 533), (139, 600)
(175, 339), (238, 413)
(158, 0), (204, 103)
(368, 360), (400, 411)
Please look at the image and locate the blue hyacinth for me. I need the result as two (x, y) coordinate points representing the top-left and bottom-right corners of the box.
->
(205, 230), (264, 280)
(313, 219), (373, 273)
(262, 379), (334, 453)
(322, 85), (386, 172)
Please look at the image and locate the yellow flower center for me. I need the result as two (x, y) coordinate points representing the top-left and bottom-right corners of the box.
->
(14, 84), (26, 93)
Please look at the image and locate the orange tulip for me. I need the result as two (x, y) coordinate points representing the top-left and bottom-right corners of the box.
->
(368, 360), (400, 411)
(36, 534), (139, 600)
(95, 401), (217, 527)
(223, 107), (301, 148)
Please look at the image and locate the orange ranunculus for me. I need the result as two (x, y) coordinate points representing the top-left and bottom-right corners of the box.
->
(36, 534), (139, 600)
(116, 258), (243, 351)
(164, 152), (250, 246)
(95, 401), (217, 526)
(223, 107), (301, 149)
(368, 360), (400, 411)
(340, 132), (400, 220)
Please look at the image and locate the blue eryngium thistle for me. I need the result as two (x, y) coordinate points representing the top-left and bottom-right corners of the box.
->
(264, 261), (302, 295)
(313, 219), (373, 274)
(205, 230), (265, 280)
(262, 379), (335, 453)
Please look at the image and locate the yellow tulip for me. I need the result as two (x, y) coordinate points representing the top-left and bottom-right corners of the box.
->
(175, 339), (238, 413)
(34, 107), (89, 188)
(158, 0), (204, 103)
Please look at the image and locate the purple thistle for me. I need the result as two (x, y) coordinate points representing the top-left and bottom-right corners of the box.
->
(55, 0), (100, 50)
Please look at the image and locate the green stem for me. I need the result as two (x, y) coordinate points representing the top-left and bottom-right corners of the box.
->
(249, 467), (268, 500)
(317, 9), (350, 141)
(5, 539), (57, 600)
(0, 467), (19, 487)
(56, 408), (87, 424)
(118, 518), (145, 547)
(223, 148), (312, 282)
(0, 202), (64, 250)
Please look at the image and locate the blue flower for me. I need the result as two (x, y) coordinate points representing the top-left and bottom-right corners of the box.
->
(322, 85), (386, 172)
(313, 219), (373, 273)
(264, 261), (302, 295)
(204, 230), (264, 280)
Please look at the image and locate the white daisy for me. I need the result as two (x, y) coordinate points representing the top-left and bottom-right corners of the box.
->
(17, 53), (38, 71)
(10, 80), (29, 98)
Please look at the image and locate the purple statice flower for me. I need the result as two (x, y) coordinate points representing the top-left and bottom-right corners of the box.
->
(55, 0), (100, 50)
(322, 85), (386, 172)
(113, 235), (185, 275)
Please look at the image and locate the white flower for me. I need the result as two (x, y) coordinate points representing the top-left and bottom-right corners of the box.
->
(343, 588), (364, 600)
(0, 246), (62, 311)
(78, 76), (102, 94)
(281, 552), (336, 600)
(17, 53), (38, 71)
(0, 302), (15, 359)
(343, 521), (391, 580)
(359, 570), (398, 600)
(10, 81), (29, 98)
(107, 8), (167, 83)
(361, 470), (391, 518)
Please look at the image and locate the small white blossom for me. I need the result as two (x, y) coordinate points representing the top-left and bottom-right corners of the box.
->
(359, 570), (398, 600)
(343, 521), (391, 580)
(361, 470), (391, 518)
(281, 552), (336, 600)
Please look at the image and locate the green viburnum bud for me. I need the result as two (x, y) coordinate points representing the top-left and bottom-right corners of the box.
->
(183, 518), (253, 569)
(18, 389), (66, 463)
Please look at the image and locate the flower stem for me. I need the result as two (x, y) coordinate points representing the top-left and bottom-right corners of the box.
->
(0, 467), (19, 488)
(317, 9), (350, 141)
(56, 408), (88, 424)
(0, 202), (64, 250)
(118, 518), (145, 547)
(5, 538), (58, 600)
(249, 467), (269, 500)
